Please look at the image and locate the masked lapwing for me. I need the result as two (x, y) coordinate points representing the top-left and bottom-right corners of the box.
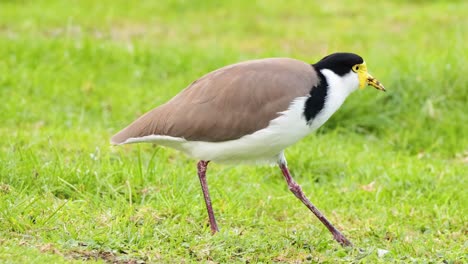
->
(111, 52), (385, 247)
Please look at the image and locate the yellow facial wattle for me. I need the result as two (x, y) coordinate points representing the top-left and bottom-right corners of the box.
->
(352, 62), (368, 89)
(352, 62), (385, 91)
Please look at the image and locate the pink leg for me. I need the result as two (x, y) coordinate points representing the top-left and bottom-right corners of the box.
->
(197, 160), (219, 234)
(278, 160), (352, 247)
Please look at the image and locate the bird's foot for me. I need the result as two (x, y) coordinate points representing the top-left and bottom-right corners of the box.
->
(210, 226), (219, 235)
(333, 232), (353, 247)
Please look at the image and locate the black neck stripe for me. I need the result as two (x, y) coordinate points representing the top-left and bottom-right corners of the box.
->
(304, 68), (328, 122)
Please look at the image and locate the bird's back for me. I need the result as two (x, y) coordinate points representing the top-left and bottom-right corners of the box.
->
(111, 58), (318, 145)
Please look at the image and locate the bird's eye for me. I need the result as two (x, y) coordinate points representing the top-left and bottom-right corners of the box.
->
(352, 65), (360, 72)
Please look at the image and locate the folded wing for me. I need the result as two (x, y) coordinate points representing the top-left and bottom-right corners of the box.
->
(111, 58), (318, 144)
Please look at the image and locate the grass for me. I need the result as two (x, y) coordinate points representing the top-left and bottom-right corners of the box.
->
(0, 0), (467, 262)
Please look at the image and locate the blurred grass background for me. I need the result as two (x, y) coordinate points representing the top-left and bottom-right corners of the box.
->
(0, 0), (467, 263)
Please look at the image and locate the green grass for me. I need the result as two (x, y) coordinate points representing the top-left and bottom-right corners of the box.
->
(1, 0), (467, 263)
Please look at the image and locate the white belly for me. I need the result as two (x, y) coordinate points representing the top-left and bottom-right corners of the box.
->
(180, 97), (313, 163)
(123, 97), (311, 163)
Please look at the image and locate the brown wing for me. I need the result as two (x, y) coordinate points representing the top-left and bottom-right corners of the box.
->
(111, 58), (318, 144)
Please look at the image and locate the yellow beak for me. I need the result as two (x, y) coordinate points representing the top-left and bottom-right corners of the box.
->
(367, 73), (386, 92)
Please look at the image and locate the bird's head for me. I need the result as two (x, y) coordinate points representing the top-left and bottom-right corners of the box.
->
(314, 52), (385, 92)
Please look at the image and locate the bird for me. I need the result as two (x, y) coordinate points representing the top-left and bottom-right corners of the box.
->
(111, 52), (385, 247)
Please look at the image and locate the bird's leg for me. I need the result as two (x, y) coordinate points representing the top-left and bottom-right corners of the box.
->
(197, 160), (219, 234)
(277, 158), (353, 247)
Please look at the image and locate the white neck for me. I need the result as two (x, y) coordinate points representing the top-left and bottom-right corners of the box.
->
(308, 69), (359, 130)
(321, 69), (360, 97)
